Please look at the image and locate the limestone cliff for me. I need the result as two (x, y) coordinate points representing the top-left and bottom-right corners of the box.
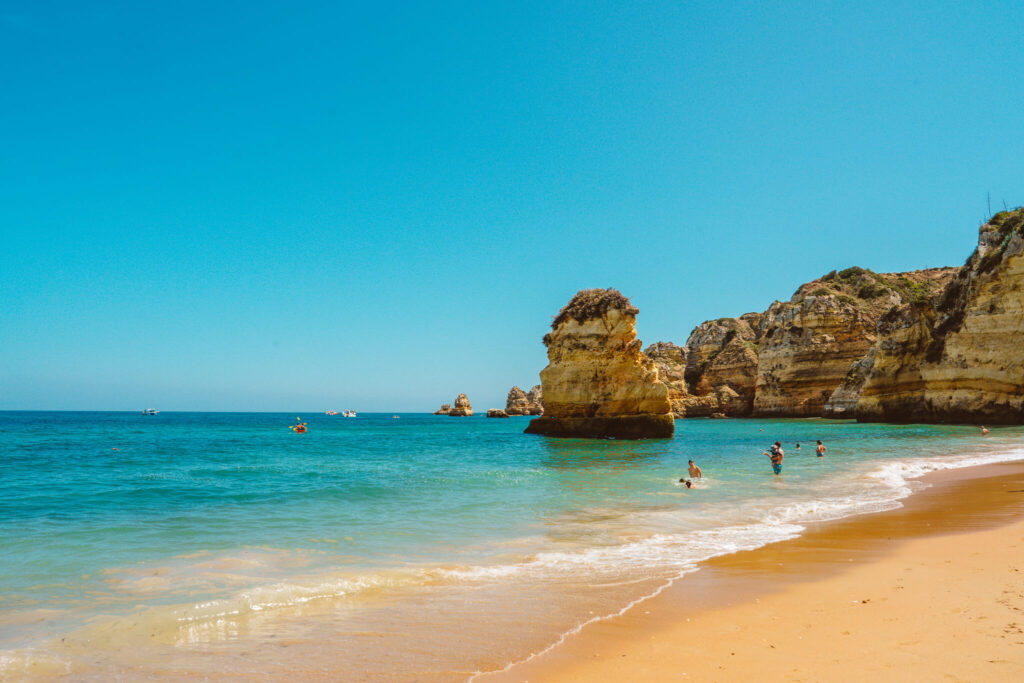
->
(652, 315), (761, 417)
(526, 289), (674, 439)
(754, 267), (955, 417)
(851, 209), (1024, 423)
(505, 385), (544, 415)
(432, 403), (452, 415)
(486, 409), (510, 418)
(643, 342), (689, 417)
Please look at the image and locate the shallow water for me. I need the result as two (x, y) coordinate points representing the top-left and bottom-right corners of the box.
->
(1, 411), (1021, 680)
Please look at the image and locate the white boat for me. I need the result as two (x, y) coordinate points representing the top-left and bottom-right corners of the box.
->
(342, 410), (357, 418)
(142, 409), (159, 415)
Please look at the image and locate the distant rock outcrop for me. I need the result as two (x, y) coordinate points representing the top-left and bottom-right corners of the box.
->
(526, 288), (674, 439)
(432, 403), (452, 415)
(486, 409), (510, 418)
(526, 385), (544, 414)
(505, 385), (544, 416)
(448, 393), (474, 417)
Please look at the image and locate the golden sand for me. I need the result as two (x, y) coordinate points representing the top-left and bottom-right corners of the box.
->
(480, 462), (1024, 682)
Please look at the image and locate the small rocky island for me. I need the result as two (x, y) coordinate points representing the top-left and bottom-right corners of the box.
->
(505, 385), (544, 415)
(525, 288), (674, 439)
(433, 393), (474, 416)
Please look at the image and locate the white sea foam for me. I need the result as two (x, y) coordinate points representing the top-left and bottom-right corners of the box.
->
(468, 444), (1024, 680)
(120, 444), (1024, 642)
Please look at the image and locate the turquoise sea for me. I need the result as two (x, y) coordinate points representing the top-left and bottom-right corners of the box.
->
(1, 411), (1022, 680)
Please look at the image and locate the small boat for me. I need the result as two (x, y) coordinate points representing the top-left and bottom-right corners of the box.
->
(142, 409), (159, 415)
(342, 410), (357, 418)
(392, 415), (400, 419)
(325, 410), (338, 416)
(290, 418), (308, 433)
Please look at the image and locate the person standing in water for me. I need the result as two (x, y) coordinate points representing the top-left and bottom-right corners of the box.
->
(764, 441), (784, 475)
(816, 440), (826, 457)
(982, 426), (990, 435)
(688, 459), (703, 479)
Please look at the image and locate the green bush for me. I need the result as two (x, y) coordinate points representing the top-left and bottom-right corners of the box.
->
(857, 282), (889, 299)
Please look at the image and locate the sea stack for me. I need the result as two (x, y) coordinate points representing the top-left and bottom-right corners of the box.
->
(448, 393), (474, 416)
(525, 288), (674, 439)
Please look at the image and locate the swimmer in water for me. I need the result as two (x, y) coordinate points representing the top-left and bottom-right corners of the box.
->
(816, 440), (826, 457)
(688, 459), (703, 479)
(982, 426), (990, 435)
(678, 478), (694, 488)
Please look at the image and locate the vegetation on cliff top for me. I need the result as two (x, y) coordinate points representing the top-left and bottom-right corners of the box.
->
(803, 266), (952, 307)
(975, 207), (1024, 274)
(550, 288), (639, 329)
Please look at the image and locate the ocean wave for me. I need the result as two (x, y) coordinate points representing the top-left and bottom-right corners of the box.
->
(177, 444), (1024, 627)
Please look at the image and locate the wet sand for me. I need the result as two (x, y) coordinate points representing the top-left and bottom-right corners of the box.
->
(479, 461), (1024, 682)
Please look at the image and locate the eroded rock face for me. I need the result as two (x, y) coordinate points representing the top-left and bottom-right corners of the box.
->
(486, 409), (510, 418)
(433, 403), (452, 415)
(753, 268), (956, 417)
(643, 342), (689, 417)
(685, 316), (760, 387)
(526, 289), (674, 439)
(505, 385), (545, 415)
(448, 393), (474, 417)
(526, 385), (544, 414)
(754, 297), (878, 416)
(853, 210), (1024, 423)
(823, 347), (877, 418)
(662, 316), (761, 417)
(691, 337), (760, 416)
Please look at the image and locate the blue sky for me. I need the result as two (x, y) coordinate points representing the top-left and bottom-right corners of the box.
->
(1, 1), (1021, 411)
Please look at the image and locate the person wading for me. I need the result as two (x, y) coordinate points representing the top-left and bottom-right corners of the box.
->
(764, 441), (784, 475)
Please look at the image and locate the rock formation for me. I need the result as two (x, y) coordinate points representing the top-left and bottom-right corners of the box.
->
(525, 289), (674, 439)
(643, 342), (689, 417)
(822, 348), (877, 418)
(686, 336), (760, 417)
(848, 209), (1024, 423)
(753, 267), (955, 417)
(526, 385), (544, 414)
(517, 210), (1022, 426)
(505, 385), (544, 415)
(486, 409), (510, 418)
(448, 393), (474, 417)
(432, 403), (452, 415)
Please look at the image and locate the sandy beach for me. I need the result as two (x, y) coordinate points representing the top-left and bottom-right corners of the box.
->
(480, 461), (1024, 682)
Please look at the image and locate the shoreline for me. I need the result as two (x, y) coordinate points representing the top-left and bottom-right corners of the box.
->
(478, 460), (1024, 681)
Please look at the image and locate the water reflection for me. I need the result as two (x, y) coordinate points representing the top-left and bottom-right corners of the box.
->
(536, 437), (671, 470)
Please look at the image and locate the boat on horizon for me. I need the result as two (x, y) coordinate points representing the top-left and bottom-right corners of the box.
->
(342, 410), (357, 418)
(141, 409), (159, 415)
